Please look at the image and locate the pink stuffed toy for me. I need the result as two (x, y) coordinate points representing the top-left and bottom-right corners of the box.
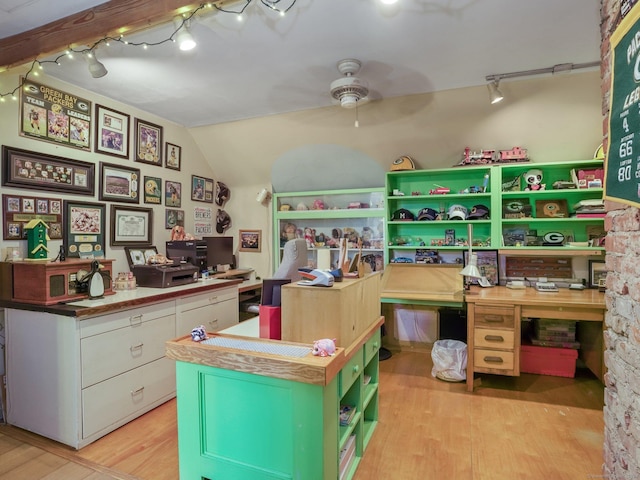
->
(312, 338), (336, 357)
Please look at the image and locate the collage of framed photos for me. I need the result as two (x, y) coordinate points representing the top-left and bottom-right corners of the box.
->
(1, 79), (220, 256)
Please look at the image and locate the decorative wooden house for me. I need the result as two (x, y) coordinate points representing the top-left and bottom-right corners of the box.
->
(24, 218), (51, 260)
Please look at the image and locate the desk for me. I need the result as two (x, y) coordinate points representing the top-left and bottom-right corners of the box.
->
(465, 286), (606, 392)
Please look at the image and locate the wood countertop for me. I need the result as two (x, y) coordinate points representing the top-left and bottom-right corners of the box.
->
(166, 316), (385, 386)
(0, 277), (241, 319)
(464, 285), (606, 309)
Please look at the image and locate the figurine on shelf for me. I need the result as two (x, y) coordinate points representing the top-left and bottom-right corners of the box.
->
(304, 227), (316, 249)
(523, 168), (545, 191)
(312, 338), (336, 357)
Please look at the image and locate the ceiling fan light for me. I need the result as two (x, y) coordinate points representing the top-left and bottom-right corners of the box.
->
(340, 94), (359, 109)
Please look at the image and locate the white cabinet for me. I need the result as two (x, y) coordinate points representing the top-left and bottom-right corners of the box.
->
(6, 300), (177, 449)
(176, 286), (239, 335)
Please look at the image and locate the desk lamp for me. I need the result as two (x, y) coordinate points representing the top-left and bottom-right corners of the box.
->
(460, 224), (482, 290)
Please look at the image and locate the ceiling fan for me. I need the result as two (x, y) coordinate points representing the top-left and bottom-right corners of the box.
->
(330, 58), (370, 109)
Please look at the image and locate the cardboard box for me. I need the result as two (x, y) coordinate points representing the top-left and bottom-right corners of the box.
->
(281, 273), (381, 347)
(520, 345), (578, 378)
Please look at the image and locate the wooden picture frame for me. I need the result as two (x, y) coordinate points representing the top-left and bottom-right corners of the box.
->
(191, 175), (214, 203)
(239, 229), (261, 252)
(124, 246), (159, 268)
(2, 145), (95, 196)
(94, 104), (130, 158)
(134, 118), (163, 166)
(63, 200), (106, 258)
(110, 204), (153, 247)
(3, 194), (63, 240)
(165, 180), (182, 208)
(464, 249), (499, 285)
(165, 142), (181, 171)
(165, 209), (184, 229)
(99, 162), (140, 204)
(588, 260), (607, 289)
(143, 176), (162, 205)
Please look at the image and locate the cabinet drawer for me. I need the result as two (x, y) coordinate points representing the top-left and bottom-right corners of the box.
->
(177, 287), (237, 313)
(82, 313), (175, 388)
(176, 297), (239, 335)
(474, 348), (515, 371)
(340, 349), (363, 397)
(474, 328), (515, 350)
(474, 305), (515, 328)
(82, 357), (175, 438)
(364, 328), (381, 365)
(80, 300), (175, 338)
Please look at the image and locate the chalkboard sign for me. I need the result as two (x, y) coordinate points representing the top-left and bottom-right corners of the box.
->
(606, 4), (640, 207)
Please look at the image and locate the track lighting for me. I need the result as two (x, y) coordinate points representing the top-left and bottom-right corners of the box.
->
(485, 61), (599, 104)
(487, 80), (503, 104)
(173, 16), (197, 51)
(84, 52), (108, 78)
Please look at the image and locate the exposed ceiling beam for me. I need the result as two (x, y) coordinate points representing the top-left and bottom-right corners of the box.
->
(0, 0), (207, 71)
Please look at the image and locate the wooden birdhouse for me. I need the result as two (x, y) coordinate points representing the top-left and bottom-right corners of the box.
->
(24, 219), (51, 260)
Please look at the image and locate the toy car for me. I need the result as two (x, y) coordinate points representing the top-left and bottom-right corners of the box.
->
(429, 187), (450, 195)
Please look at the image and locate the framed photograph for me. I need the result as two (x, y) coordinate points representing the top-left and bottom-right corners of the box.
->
(165, 180), (182, 208)
(134, 118), (163, 166)
(239, 229), (262, 252)
(464, 249), (499, 285)
(143, 176), (162, 205)
(124, 246), (159, 268)
(2, 145), (95, 196)
(535, 199), (569, 218)
(191, 175), (214, 203)
(165, 209), (184, 229)
(165, 142), (181, 171)
(110, 204), (153, 247)
(588, 260), (607, 289)
(3, 193), (63, 240)
(63, 200), (106, 258)
(99, 162), (140, 203)
(94, 104), (130, 158)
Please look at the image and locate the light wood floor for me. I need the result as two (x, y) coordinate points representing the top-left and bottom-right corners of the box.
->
(0, 350), (604, 479)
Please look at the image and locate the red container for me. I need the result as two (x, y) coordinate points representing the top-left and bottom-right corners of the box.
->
(259, 305), (281, 340)
(520, 345), (578, 378)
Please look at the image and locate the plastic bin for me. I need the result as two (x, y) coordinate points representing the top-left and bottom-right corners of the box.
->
(431, 339), (467, 382)
(520, 345), (577, 378)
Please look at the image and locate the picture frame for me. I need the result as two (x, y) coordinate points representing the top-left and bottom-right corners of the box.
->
(464, 249), (499, 285)
(94, 104), (130, 158)
(535, 199), (569, 218)
(165, 180), (182, 208)
(124, 246), (159, 268)
(63, 200), (106, 258)
(143, 176), (162, 205)
(3, 194), (63, 240)
(99, 161), (140, 204)
(165, 209), (184, 229)
(191, 175), (214, 203)
(110, 204), (153, 247)
(239, 229), (262, 252)
(134, 118), (163, 166)
(165, 142), (181, 171)
(2, 145), (95, 196)
(588, 260), (607, 289)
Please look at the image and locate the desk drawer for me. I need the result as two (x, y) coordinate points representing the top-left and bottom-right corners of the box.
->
(340, 349), (363, 397)
(474, 349), (515, 372)
(474, 305), (515, 328)
(474, 328), (515, 350)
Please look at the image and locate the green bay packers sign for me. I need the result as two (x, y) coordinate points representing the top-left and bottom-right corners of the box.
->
(20, 79), (92, 151)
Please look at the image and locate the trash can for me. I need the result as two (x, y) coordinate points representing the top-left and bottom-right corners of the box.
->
(431, 339), (467, 382)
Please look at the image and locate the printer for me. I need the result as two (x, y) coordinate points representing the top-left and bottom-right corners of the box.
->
(125, 246), (199, 288)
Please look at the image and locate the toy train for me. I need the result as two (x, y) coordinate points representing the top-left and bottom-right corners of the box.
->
(457, 146), (529, 166)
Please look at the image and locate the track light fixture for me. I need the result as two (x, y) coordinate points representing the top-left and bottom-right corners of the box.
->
(84, 52), (107, 78)
(485, 61), (599, 104)
(487, 80), (503, 104)
(173, 16), (197, 51)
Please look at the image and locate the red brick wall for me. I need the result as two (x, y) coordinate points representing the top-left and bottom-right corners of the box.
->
(601, 2), (640, 479)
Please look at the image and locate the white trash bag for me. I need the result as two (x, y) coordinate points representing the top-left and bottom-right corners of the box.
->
(431, 339), (467, 382)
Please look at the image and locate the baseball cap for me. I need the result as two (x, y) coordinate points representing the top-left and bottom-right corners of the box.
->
(447, 204), (468, 220)
(468, 204), (490, 219)
(417, 207), (438, 221)
(216, 209), (231, 233)
(390, 155), (416, 171)
(392, 208), (415, 221)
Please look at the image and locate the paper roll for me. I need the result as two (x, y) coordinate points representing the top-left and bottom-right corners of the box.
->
(317, 248), (331, 270)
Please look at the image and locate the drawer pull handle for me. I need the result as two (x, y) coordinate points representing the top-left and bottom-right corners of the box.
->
(130, 342), (144, 351)
(131, 314), (143, 326)
(372, 342), (379, 349)
(209, 296), (218, 303)
(208, 319), (219, 327)
(483, 356), (504, 364)
(353, 365), (360, 374)
(131, 386), (145, 395)
(484, 315), (503, 323)
(484, 335), (504, 343)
